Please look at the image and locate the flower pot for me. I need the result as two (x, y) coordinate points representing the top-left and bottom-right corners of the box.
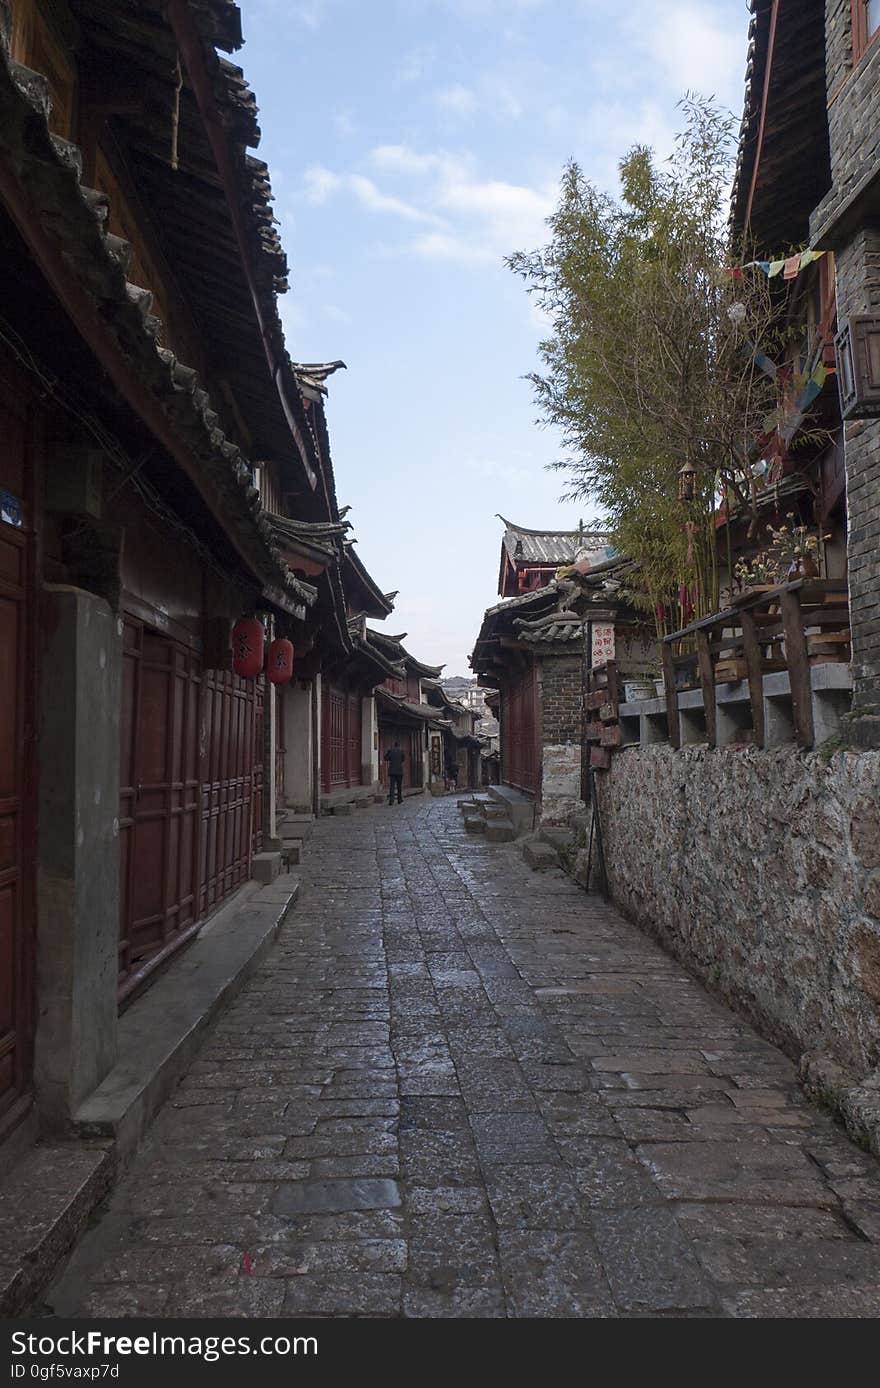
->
(654, 679), (666, 699)
(623, 679), (656, 703)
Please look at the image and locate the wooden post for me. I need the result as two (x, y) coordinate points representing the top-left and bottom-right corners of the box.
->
(695, 629), (716, 748)
(740, 609), (765, 748)
(781, 589), (814, 747)
(662, 642), (680, 750)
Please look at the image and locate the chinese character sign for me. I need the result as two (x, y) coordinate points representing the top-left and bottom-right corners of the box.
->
(591, 624), (615, 667)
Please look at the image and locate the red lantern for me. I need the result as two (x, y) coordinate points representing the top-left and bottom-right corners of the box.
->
(267, 637), (294, 685)
(231, 616), (264, 678)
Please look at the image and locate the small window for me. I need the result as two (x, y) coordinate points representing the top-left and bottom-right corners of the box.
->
(854, 0), (880, 58)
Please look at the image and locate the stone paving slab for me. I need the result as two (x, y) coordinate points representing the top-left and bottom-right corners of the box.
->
(43, 797), (880, 1319)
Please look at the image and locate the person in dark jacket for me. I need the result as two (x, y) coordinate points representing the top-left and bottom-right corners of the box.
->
(384, 740), (405, 804)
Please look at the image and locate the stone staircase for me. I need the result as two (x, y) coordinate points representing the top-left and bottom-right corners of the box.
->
(457, 785), (535, 844)
(522, 824), (578, 872)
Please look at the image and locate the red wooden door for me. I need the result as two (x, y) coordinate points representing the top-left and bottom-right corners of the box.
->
(0, 363), (35, 1125)
(504, 666), (538, 794)
(322, 684), (346, 792)
(118, 620), (201, 998)
(199, 667), (257, 918)
(322, 683), (362, 791)
(347, 692), (362, 787)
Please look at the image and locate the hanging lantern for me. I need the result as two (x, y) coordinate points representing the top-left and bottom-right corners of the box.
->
(267, 637), (294, 685)
(231, 616), (264, 678)
(678, 460), (697, 503)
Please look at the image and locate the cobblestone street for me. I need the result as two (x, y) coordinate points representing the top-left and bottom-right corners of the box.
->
(48, 798), (880, 1319)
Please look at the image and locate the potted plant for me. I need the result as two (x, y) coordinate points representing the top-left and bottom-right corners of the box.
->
(623, 675), (658, 702)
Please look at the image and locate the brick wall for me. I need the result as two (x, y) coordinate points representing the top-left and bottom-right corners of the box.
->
(537, 654), (582, 745)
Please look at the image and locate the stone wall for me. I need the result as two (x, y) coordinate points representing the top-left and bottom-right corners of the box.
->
(593, 744), (880, 1078)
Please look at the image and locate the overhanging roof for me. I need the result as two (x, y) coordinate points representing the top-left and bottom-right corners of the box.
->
(730, 0), (830, 250)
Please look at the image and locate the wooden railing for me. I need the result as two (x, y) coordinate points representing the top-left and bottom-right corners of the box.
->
(661, 580), (850, 750)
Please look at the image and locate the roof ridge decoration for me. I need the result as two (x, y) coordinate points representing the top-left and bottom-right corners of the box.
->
(496, 513), (610, 540)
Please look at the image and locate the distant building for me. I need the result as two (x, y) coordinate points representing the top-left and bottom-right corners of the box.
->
(496, 515), (615, 597)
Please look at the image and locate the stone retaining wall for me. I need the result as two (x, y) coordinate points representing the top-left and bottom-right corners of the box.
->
(592, 744), (880, 1078)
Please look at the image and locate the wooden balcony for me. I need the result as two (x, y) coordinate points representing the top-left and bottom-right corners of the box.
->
(607, 580), (852, 753)
(649, 580), (851, 751)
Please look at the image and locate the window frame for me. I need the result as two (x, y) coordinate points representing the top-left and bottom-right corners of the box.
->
(852, 0), (880, 62)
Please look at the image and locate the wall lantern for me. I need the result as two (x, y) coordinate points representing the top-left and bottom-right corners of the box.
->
(678, 460), (697, 503)
(835, 315), (880, 419)
(231, 616), (264, 678)
(267, 637), (295, 685)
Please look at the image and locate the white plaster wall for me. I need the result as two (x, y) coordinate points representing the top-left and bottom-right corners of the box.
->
(283, 681), (315, 813)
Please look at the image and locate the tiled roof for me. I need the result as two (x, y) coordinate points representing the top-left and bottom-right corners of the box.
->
(498, 515), (613, 566)
(0, 32), (315, 618)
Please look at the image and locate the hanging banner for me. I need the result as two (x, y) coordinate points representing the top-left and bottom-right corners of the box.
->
(724, 249), (826, 282)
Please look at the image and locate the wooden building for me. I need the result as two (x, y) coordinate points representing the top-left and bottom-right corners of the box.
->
(472, 546), (641, 823)
(365, 631), (444, 799)
(0, 0), (348, 1152)
(497, 515), (614, 597)
(732, 0), (880, 742)
(423, 682), (484, 792)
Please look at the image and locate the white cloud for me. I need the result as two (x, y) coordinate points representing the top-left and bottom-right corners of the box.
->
(642, 2), (746, 105)
(396, 45), (437, 84)
(433, 84), (478, 118)
(303, 165), (343, 205)
(333, 108), (357, 138)
(310, 143), (554, 267)
(302, 165), (439, 224)
(348, 174), (438, 223)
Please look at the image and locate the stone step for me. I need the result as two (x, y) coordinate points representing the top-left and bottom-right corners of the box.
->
(524, 838), (560, 870)
(281, 839), (302, 868)
(464, 815), (486, 834)
(74, 878), (299, 1160)
(0, 1143), (113, 1317)
(485, 818), (516, 843)
(251, 850), (281, 885)
(540, 826), (576, 854)
(487, 784), (535, 834)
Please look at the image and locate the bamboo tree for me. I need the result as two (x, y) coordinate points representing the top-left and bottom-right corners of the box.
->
(508, 96), (796, 634)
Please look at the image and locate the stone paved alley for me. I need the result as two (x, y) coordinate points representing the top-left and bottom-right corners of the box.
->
(47, 798), (880, 1319)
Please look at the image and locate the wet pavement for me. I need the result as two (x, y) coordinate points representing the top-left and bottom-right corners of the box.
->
(48, 797), (880, 1318)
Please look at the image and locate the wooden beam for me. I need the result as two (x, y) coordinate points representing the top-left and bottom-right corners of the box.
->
(740, 610), (766, 749)
(781, 589), (814, 747)
(696, 630), (717, 748)
(662, 642), (680, 750)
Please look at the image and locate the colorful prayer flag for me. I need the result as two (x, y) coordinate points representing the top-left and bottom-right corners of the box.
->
(783, 254), (801, 280)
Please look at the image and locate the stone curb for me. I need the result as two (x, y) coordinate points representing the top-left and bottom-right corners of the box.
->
(799, 1050), (880, 1158)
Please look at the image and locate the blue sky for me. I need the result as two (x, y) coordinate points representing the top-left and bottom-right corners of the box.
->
(239, 0), (751, 675)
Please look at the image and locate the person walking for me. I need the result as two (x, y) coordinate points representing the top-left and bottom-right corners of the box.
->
(384, 739), (405, 805)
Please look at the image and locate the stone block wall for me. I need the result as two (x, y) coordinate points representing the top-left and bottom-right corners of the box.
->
(593, 744), (880, 1078)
